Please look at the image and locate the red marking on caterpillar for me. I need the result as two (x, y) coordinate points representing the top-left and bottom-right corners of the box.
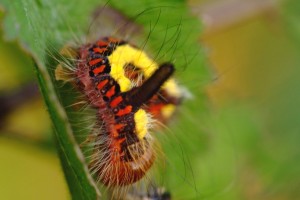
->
(89, 58), (103, 66)
(110, 96), (123, 108)
(97, 79), (109, 90)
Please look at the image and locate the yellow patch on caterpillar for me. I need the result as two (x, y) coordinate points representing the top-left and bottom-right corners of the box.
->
(55, 64), (73, 81)
(55, 45), (78, 82)
(108, 44), (158, 92)
(59, 44), (78, 58)
(161, 104), (176, 120)
(134, 109), (149, 139)
(163, 79), (182, 99)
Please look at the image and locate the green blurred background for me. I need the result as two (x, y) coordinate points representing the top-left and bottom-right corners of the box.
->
(1, 0), (300, 199)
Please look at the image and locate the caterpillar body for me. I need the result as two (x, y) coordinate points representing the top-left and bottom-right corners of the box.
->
(55, 35), (183, 198)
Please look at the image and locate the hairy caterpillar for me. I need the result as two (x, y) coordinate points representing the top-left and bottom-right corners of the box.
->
(53, 5), (185, 199)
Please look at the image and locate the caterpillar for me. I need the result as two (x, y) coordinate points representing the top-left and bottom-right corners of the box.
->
(54, 21), (184, 198)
